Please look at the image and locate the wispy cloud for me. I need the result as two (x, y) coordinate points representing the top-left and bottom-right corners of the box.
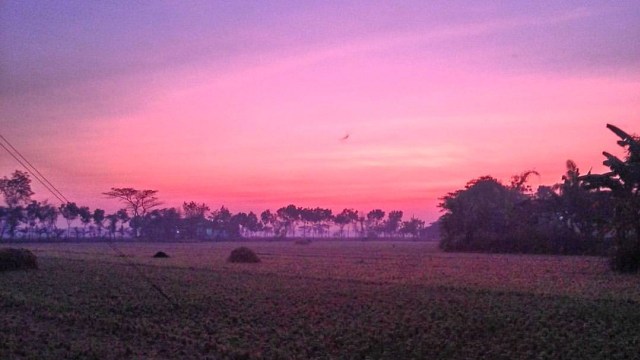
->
(202, 7), (597, 86)
(292, 144), (468, 169)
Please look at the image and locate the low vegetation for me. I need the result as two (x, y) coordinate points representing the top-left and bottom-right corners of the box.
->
(0, 242), (638, 359)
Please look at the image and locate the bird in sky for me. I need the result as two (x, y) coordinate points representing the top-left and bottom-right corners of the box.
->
(340, 133), (350, 141)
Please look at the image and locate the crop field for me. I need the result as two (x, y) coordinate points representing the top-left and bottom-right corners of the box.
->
(1, 241), (639, 359)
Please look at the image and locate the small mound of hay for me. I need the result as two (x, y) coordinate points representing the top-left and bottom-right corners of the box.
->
(0, 248), (38, 271)
(153, 251), (169, 258)
(294, 239), (312, 245)
(228, 247), (260, 263)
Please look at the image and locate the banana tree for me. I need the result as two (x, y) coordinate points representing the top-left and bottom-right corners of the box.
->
(580, 124), (640, 272)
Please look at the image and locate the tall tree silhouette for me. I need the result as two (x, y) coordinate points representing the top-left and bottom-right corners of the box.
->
(385, 210), (404, 237)
(103, 188), (161, 238)
(439, 176), (514, 251)
(93, 208), (105, 238)
(277, 204), (300, 237)
(401, 217), (425, 238)
(0, 170), (33, 207)
(366, 209), (385, 238)
(209, 206), (232, 239)
(78, 206), (92, 238)
(39, 201), (59, 239)
(260, 209), (277, 237)
(182, 201), (210, 239)
(581, 124), (640, 272)
(24, 201), (41, 239)
(59, 202), (79, 238)
(335, 208), (358, 237)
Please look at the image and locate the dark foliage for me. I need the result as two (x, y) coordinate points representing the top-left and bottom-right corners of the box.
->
(438, 124), (638, 270)
(2, 255), (639, 359)
(153, 251), (169, 258)
(141, 208), (181, 240)
(1, 170), (425, 241)
(0, 248), (38, 271)
(609, 245), (640, 273)
(439, 171), (607, 255)
(581, 124), (640, 272)
(228, 247), (260, 263)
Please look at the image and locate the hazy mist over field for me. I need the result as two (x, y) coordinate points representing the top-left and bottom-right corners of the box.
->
(2, 1), (639, 221)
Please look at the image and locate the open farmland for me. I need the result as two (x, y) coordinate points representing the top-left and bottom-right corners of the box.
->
(1, 241), (639, 359)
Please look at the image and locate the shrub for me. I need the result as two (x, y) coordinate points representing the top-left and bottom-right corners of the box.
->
(228, 247), (260, 263)
(609, 244), (640, 273)
(153, 251), (169, 258)
(0, 248), (38, 271)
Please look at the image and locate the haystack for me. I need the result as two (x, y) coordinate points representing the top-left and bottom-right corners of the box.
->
(0, 248), (38, 271)
(228, 247), (260, 263)
(153, 251), (169, 258)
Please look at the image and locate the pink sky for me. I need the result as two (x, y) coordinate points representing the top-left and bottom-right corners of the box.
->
(1, 2), (639, 222)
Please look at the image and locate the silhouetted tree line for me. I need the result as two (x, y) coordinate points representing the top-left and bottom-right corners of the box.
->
(439, 124), (640, 272)
(0, 174), (428, 241)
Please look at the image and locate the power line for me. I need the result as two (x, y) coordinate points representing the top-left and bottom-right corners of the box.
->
(104, 241), (178, 308)
(0, 134), (70, 203)
(0, 133), (178, 309)
(0, 138), (67, 204)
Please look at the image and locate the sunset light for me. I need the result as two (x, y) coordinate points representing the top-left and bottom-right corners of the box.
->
(2, 2), (640, 358)
(2, 1), (638, 221)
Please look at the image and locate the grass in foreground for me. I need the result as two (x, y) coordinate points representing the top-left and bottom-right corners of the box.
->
(1, 248), (639, 359)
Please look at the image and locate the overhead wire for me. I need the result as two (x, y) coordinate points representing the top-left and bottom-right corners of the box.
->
(0, 133), (178, 309)
(0, 138), (66, 204)
(0, 134), (70, 203)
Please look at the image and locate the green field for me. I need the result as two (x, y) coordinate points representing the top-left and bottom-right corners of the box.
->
(1, 241), (639, 359)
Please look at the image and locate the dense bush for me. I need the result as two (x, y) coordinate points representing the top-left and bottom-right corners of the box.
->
(439, 162), (613, 256)
(581, 124), (640, 272)
(228, 247), (260, 263)
(609, 243), (640, 273)
(153, 251), (169, 258)
(0, 248), (38, 271)
(439, 124), (638, 272)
